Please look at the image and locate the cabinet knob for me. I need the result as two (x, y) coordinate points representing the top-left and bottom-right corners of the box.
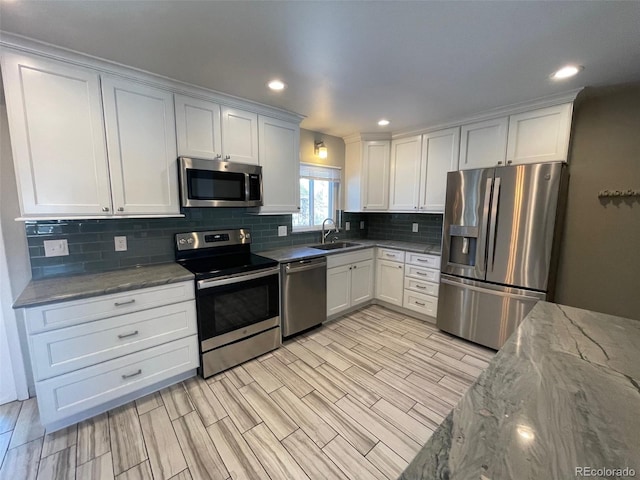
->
(102, 207), (109, 212)
(117, 207), (124, 212)
(507, 160), (513, 165)
(353, 265), (357, 269)
(497, 161), (503, 165)
(363, 206), (367, 209)
(225, 155), (231, 160)
(215, 154), (222, 159)
(349, 267), (352, 270)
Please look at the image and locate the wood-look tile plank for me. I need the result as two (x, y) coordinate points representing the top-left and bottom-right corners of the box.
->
(335, 395), (421, 463)
(76, 452), (114, 480)
(383, 347), (443, 383)
(371, 398), (434, 445)
(271, 346), (298, 365)
(325, 342), (384, 375)
(108, 403), (147, 475)
(316, 363), (380, 408)
(139, 405), (187, 480)
(204, 371), (227, 386)
(335, 326), (384, 351)
(135, 392), (164, 416)
(307, 331), (333, 346)
(352, 344), (412, 378)
(407, 402), (446, 431)
(428, 331), (495, 360)
(396, 319), (437, 339)
(243, 360), (283, 393)
(433, 351), (484, 377)
(374, 330), (418, 354)
(172, 411), (228, 480)
(302, 391), (377, 456)
(461, 353), (491, 369)
(261, 357), (314, 398)
(281, 429), (347, 480)
(348, 312), (387, 332)
(0, 437), (42, 480)
(403, 333), (458, 358)
(41, 424), (77, 458)
(160, 383), (194, 421)
(115, 460), (152, 480)
(184, 377), (227, 427)
(269, 386), (337, 448)
(238, 382), (297, 441)
(439, 374), (474, 395)
(405, 348), (474, 383)
(284, 342), (324, 368)
(405, 371), (462, 406)
(77, 412), (110, 465)
(322, 435), (386, 480)
(0, 401), (22, 434)
(168, 470), (192, 480)
(288, 360), (345, 403)
(301, 339), (353, 371)
(244, 423), (310, 480)
(36, 444), (75, 480)
(206, 417), (267, 480)
(365, 441), (408, 480)
(209, 378), (261, 433)
(319, 328), (358, 349)
(223, 365), (254, 389)
(8, 398), (44, 449)
(0, 431), (11, 466)
(343, 366), (415, 412)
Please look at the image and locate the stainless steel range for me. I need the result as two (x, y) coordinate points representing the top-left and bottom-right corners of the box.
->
(175, 229), (280, 378)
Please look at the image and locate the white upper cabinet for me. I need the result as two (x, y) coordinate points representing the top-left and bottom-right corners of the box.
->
(175, 94), (222, 159)
(459, 117), (508, 170)
(258, 116), (300, 214)
(389, 136), (422, 211)
(101, 76), (179, 216)
(1, 51), (113, 217)
(506, 103), (573, 164)
(345, 137), (390, 212)
(221, 107), (259, 165)
(419, 127), (460, 211)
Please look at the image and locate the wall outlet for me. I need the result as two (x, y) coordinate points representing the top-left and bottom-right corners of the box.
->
(43, 239), (69, 257)
(278, 225), (287, 237)
(114, 236), (128, 252)
(412, 223), (419, 233)
(360, 221), (365, 229)
(345, 222), (351, 231)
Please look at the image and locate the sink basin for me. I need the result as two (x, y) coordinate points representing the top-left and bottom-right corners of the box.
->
(311, 242), (361, 251)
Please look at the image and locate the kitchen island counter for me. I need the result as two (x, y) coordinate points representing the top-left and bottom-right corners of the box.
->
(401, 301), (640, 479)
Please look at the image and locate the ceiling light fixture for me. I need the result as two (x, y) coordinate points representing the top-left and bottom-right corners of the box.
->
(378, 119), (390, 126)
(550, 65), (583, 80)
(267, 79), (286, 91)
(314, 141), (328, 159)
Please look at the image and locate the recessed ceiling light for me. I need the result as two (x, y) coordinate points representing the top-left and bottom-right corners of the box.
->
(267, 79), (286, 91)
(550, 65), (583, 80)
(377, 119), (390, 126)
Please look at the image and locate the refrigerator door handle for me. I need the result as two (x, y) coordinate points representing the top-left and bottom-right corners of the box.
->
(477, 177), (493, 273)
(487, 177), (501, 271)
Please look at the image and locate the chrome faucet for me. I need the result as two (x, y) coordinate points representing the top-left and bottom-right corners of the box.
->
(321, 218), (339, 244)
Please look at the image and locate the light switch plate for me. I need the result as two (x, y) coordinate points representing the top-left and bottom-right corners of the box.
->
(44, 239), (69, 257)
(278, 225), (287, 237)
(412, 223), (419, 233)
(114, 236), (128, 252)
(345, 222), (351, 231)
(360, 221), (365, 229)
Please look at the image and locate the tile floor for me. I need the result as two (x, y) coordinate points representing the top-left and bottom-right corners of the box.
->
(0, 305), (495, 480)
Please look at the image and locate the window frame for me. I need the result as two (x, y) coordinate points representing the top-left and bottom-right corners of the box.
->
(292, 163), (341, 233)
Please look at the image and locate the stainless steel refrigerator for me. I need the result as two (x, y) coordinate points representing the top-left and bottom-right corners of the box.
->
(437, 162), (568, 350)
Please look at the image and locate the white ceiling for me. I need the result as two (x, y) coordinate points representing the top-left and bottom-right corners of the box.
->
(1, 1), (639, 138)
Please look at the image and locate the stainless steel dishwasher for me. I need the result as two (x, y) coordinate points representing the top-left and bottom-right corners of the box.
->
(281, 257), (327, 337)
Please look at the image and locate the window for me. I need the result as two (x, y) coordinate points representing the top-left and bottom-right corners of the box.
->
(292, 163), (341, 231)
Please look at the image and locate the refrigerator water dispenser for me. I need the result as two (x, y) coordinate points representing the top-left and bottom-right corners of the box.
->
(448, 225), (478, 266)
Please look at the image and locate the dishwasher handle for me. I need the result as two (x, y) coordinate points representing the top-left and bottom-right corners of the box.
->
(285, 258), (326, 274)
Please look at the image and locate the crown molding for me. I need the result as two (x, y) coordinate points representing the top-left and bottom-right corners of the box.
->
(343, 132), (392, 144)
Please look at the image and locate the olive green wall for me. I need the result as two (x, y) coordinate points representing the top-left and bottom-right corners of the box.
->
(555, 83), (640, 320)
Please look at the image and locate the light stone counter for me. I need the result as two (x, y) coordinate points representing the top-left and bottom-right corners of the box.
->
(400, 301), (640, 479)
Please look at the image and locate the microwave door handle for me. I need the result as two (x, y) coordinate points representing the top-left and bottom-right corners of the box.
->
(487, 177), (501, 272)
(477, 177), (493, 273)
(245, 173), (251, 202)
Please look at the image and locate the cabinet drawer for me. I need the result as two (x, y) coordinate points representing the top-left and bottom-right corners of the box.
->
(404, 278), (439, 297)
(406, 253), (440, 269)
(35, 335), (198, 426)
(405, 265), (440, 282)
(30, 301), (197, 381)
(326, 248), (374, 269)
(25, 281), (195, 334)
(403, 290), (438, 318)
(377, 248), (405, 263)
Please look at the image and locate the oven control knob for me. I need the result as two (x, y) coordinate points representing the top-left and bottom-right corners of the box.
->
(178, 239), (186, 245)
(187, 238), (194, 244)
(245, 233), (251, 239)
(239, 234), (245, 240)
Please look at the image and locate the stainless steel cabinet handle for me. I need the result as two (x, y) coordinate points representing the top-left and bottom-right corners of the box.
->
(117, 207), (124, 212)
(117, 330), (139, 339)
(385, 253), (396, 257)
(416, 285), (426, 289)
(507, 160), (513, 165)
(416, 258), (429, 262)
(121, 369), (142, 380)
(114, 299), (135, 306)
(416, 271), (427, 276)
(415, 301), (426, 306)
(102, 207), (109, 212)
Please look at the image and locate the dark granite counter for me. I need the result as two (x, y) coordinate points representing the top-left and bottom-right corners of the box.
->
(400, 301), (640, 479)
(14, 263), (194, 308)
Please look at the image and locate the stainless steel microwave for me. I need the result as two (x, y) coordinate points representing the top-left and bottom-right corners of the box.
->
(179, 157), (263, 207)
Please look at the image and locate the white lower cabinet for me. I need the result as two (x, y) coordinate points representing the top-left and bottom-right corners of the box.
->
(403, 253), (441, 323)
(23, 281), (198, 430)
(375, 249), (405, 306)
(327, 249), (374, 316)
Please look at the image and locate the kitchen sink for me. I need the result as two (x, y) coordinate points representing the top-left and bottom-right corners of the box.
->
(311, 242), (362, 251)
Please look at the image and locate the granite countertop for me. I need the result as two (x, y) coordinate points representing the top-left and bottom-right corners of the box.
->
(400, 301), (640, 480)
(14, 263), (194, 308)
(258, 239), (441, 263)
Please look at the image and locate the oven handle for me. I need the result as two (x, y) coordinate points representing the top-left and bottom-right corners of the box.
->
(197, 267), (279, 290)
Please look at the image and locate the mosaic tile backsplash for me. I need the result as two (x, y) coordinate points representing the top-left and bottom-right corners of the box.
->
(25, 210), (442, 279)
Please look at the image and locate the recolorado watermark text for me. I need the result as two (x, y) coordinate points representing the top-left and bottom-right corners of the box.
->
(576, 467), (636, 477)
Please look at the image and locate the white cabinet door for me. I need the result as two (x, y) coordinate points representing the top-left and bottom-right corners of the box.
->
(506, 104), (573, 164)
(102, 76), (179, 216)
(221, 107), (259, 165)
(327, 265), (351, 316)
(175, 94), (222, 159)
(1, 51), (112, 216)
(258, 116), (300, 214)
(389, 136), (422, 211)
(459, 117), (508, 170)
(362, 141), (390, 211)
(420, 127), (460, 211)
(350, 259), (374, 306)
(375, 259), (404, 306)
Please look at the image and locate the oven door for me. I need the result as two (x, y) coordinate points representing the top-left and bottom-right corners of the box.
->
(196, 267), (280, 352)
